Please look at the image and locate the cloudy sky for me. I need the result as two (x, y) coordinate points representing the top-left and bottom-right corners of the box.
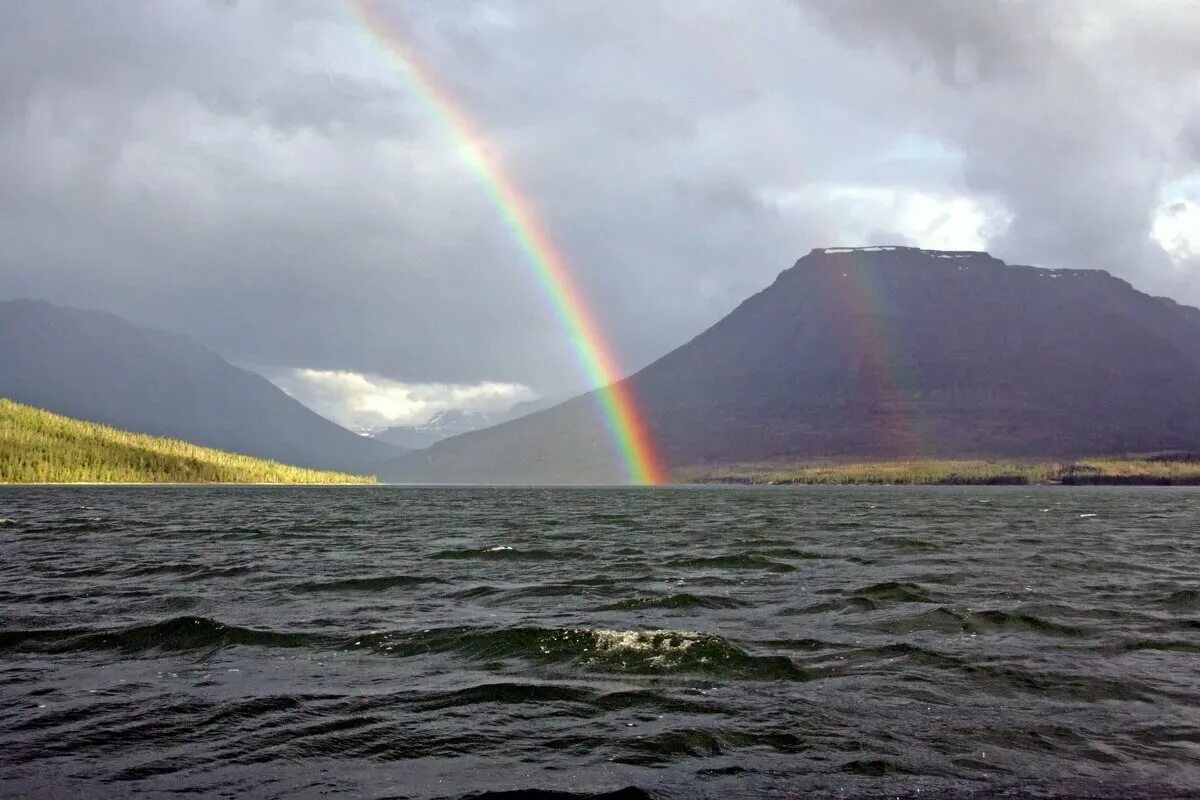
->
(2, 1), (1198, 427)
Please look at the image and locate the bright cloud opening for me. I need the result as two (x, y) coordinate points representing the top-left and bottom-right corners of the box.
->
(765, 184), (1012, 252)
(269, 368), (537, 431)
(1152, 200), (1200, 265)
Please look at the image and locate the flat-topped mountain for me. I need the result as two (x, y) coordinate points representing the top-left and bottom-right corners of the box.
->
(381, 246), (1200, 484)
(0, 299), (400, 473)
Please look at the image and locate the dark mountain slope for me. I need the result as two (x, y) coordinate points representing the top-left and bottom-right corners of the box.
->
(0, 299), (398, 472)
(381, 246), (1200, 484)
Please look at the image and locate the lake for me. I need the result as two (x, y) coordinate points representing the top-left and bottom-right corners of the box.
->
(1, 486), (1198, 798)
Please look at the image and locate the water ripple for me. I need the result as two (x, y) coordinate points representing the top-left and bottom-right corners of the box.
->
(1, 485), (1198, 799)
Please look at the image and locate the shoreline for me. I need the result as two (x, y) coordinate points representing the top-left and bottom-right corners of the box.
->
(687, 476), (1200, 487)
(5, 457), (1200, 487)
(4, 479), (1200, 488)
(676, 456), (1200, 487)
(0, 481), (379, 487)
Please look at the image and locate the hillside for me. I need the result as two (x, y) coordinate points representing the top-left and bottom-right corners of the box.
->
(0, 300), (399, 473)
(381, 246), (1200, 484)
(0, 398), (375, 484)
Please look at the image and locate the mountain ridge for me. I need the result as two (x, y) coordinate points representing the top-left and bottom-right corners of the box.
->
(0, 299), (400, 473)
(381, 246), (1200, 484)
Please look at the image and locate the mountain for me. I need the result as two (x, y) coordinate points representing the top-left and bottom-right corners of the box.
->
(370, 395), (566, 450)
(0, 398), (375, 484)
(371, 409), (504, 450)
(380, 246), (1200, 484)
(0, 299), (399, 473)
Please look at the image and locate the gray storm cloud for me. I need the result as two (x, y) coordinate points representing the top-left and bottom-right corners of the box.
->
(1, 1), (1197, 403)
(800, 0), (1200, 294)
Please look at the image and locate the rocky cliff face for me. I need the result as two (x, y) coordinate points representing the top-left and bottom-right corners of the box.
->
(381, 247), (1200, 484)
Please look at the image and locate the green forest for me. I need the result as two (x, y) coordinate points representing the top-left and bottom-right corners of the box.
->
(0, 398), (376, 484)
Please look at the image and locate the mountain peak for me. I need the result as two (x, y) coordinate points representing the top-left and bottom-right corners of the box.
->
(785, 246), (1130, 290)
(382, 248), (1200, 484)
(801, 245), (1004, 266)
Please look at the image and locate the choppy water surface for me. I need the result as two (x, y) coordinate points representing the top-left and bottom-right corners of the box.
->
(1, 486), (1198, 799)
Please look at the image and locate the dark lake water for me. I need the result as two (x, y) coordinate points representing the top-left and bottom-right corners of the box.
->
(1, 486), (1198, 799)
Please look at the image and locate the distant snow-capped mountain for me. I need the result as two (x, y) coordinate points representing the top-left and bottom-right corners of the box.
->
(369, 409), (498, 450)
(369, 396), (563, 450)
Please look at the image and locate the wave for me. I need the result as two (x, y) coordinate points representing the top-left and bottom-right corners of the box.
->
(789, 596), (880, 614)
(831, 642), (1168, 703)
(122, 563), (254, 581)
(37, 517), (122, 532)
(599, 593), (744, 611)
(1158, 589), (1200, 609)
(755, 636), (849, 652)
(429, 547), (577, 562)
(789, 581), (938, 613)
(501, 578), (625, 601)
(616, 728), (726, 765)
(962, 662), (1161, 703)
(1114, 638), (1199, 653)
(461, 788), (659, 800)
(970, 609), (1087, 637)
(291, 575), (447, 593)
(409, 681), (593, 712)
(752, 547), (833, 560)
(848, 641), (968, 671)
(870, 606), (1086, 637)
(839, 757), (925, 777)
(0, 616), (329, 654)
(666, 554), (796, 572)
(872, 535), (944, 553)
(851, 581), (938, 603)
(443, 585), (505, 600)
(357, 626), (808, 679)
(589, 689), (720, 715)
(0, 619), (806, 678)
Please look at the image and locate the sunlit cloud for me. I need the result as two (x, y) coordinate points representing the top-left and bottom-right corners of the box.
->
(1152, 199), (1200, 266)
(269, 369), (536, 431)
(764, 184), (1012, 252)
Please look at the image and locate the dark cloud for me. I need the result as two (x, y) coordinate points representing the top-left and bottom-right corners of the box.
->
(799, 0), (1200, 293)
(1, 0), (1197, 406)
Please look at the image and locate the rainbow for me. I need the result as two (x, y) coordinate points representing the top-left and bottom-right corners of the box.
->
(343, 1), (665, 484)
(829, 249), (924, 456)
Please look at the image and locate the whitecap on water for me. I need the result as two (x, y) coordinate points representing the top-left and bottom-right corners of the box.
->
(590, 628), (701, 652)
(585, 628), (706, 668)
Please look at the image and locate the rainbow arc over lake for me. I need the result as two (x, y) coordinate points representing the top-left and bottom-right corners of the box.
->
(345, 1), (665, 484)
